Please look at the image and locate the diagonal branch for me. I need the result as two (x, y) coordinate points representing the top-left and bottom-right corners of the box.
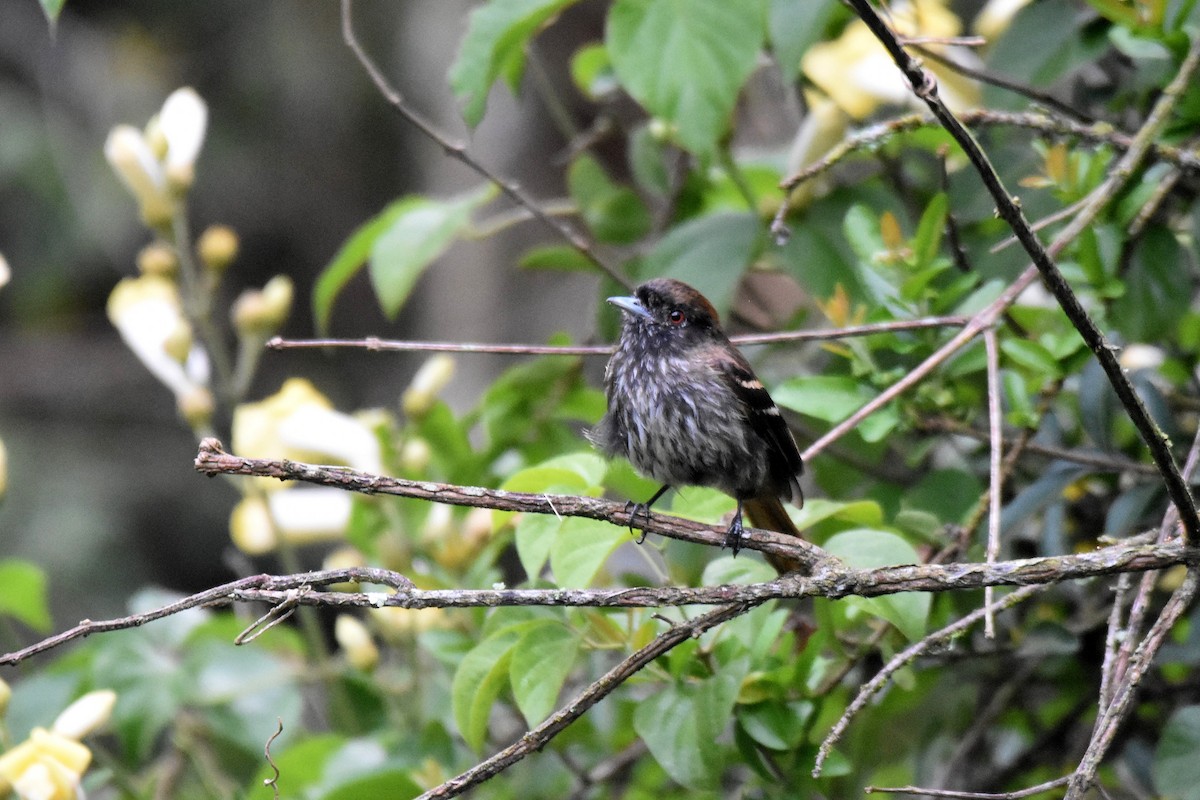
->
(417, 601), (758, 799)
(845, 0), (1200, 544)
(339, 0), (630, 289)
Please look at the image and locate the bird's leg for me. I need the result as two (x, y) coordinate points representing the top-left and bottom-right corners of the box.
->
(626, 484), (670, 544)
(723, 500), (748, 556)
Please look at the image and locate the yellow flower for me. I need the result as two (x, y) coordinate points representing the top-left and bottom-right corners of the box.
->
(104, 87), (208, 226)
(51, 691), (117, 741)
(335, 615), (380, 671)
(0, 728), (92, 800)
(401, 355), (456, 417)
(802, 0), (980, 120)
(106, 275), (210, 400)
(231, 275), (294, 337)
(230, 490), (354, 555)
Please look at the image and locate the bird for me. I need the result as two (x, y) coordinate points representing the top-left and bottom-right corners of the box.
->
(589, 277), (808, 573)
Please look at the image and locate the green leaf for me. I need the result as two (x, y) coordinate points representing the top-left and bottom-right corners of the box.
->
(1154, 705), (1200, 800)
(550, 517), (629, 587)
(39, 0), (65, 24)
(369, 186), (496, 318)
(452, 626), (523, 750)
(638, 212), (762, 318)
(567, 155), (651, 244)
(450, 0), (581, 126)
(768, 0), (840, 80)
(607, 0), (766, 154)
(633, 658), (749, 788)
(514, 513), (561, 578)
(1112, 225), (1189, 341)
(313, 200), (409, 333)
(519, 244), (595, 272)
(772, 375), (899, 442)
(912, 192), (948, 269)
(509, 620), (581, 725)
(1001, 338), (1063, 379)
(0, 559), (51, 631)
(319, 769), (424, 800)
(823, 529), (929, 640)
(570, 43), (618, 100)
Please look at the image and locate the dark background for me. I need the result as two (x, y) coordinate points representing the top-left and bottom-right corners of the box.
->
(0, 0), (606, 623)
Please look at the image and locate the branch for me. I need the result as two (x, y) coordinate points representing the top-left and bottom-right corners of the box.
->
(193, 439), (830, 569)
(845, 0), (1200, 544)
(417, 601), (758, 799)
(263, 315), (971, 357)
(339, 0), (630, 289)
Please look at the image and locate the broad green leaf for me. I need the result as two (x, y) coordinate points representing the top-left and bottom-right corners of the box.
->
(792, 498), (885, 531)
(1154, 705), (1200, 800)
(450, 0), (581, 126)
(550, 517), (628, 587)
(772, 375), (899, 442)
(638, 212), (762, 317)
(912, 192), (948, 269)
(519, 244), (594, 272)
(823, 528), (929, 640)
(514, 513), (562, 578)
(313, 200), (409, 333)
(1001, 338), (1063, 379)
(633, 658), (749, 788)
(0, 559), (51, 631)
(452, 627), (523, 750)
(738, 700), (812, 750)
(607, 0), (766, 154)
(1112, 225), (1189, 341)
(319, 769), (424, 800)
(509, 620), (581, 725)
(768, 0), (840, 80)
(567, 155), (651, 244)
(369, 186), (496, 318)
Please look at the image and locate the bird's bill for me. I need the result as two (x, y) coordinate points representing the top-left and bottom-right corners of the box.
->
(607, 295), (652, 320)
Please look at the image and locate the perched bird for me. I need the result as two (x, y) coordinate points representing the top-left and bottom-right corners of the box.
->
(590, 277), (807, 573)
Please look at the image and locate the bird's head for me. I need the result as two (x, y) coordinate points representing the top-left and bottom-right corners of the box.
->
(607, 279), (723, 347)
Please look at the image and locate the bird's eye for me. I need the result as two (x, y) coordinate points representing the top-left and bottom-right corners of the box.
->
(668, 310), (686, 326)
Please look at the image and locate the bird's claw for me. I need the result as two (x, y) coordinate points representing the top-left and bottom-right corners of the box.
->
(722, 514), (748, 557)
(625, 500), (650, 544)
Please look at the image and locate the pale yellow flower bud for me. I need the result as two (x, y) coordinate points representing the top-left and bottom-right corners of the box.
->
(335, 615), (379, 671)
(177, 386), (215, 429)
(402, 355), (455, 417)
(323, 546), (366, 591)
(196, 225), (239, 273)
(232, 276), (293, 337)
(162, 318), (194, 365)
(104, 125), (173, 227)
(371, 605), (449, 640)
(51, 691), (117, 741)
(400, 437), (432, 474)
(136, 242), (178, 277)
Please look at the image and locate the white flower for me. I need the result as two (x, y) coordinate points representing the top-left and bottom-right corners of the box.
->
(1119, 344), (1165, 372)
(402, 355), (456, 417)
(230, 489), (354, 555)
(158, 87), (208, 189)
(802, 0), (980, 119)
(106, 275), (210, 399)
(51, 691), (117, 741)
(104, 125), (172, 225)
(0, 252), (10, 291)
(335, 615), (380, 671)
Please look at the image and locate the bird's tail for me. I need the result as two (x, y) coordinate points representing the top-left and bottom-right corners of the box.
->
(744, 495), (810, 575)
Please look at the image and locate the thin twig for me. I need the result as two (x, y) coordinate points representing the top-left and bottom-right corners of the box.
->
(339, 0), (630, 289)
(984, 328), (1003, 638)
(918, 416), (1161, 477)
(866, 775), (1071, 798)
(813, 584), (1043, 776)
(416, 602), (757, 798)
(846, 0), (1200, 544)
(264, 316), (971, 357)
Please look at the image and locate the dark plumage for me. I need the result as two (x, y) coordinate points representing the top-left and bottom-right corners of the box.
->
(590, 278), (806, 568)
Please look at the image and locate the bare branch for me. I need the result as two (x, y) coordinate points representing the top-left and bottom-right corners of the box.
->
(845, 0), (1200, 544)
(339, 0), (630, 289)
(264, 316), (971, 357)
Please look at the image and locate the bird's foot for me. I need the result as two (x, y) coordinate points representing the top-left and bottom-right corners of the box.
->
(624, 500), (651, 544)
(722, 510), (749, 557)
